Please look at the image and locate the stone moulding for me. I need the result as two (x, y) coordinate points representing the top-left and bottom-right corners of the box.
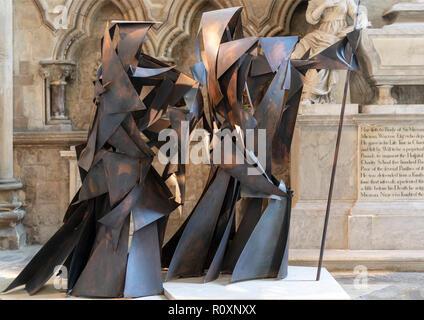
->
(32, 0), (74, 33)
(13, 131), (87, 147)
(358, 2), (424, 105)
(39, 60), (76, 128)
(34, 0), (303, 61)
(383, 1), (424, 25)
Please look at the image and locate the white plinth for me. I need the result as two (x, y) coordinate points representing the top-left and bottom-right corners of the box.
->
(163, 266), (350, 300)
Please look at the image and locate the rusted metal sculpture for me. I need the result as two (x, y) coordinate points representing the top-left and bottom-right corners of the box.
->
(4, 21), (202, 298)
(163, 6), (299, 283)
(4, 6), (361, 298)
(163, 6), (361, 284)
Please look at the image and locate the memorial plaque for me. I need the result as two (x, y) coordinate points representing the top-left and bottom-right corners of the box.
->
(360, 125), (424, 200)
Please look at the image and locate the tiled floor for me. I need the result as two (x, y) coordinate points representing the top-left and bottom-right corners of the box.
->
(333, 271), (424, 300)
(1, 246), (423, 300)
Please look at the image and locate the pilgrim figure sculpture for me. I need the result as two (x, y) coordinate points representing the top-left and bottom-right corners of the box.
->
(4, 6), (362, 299)
(291, 0), (369, 104)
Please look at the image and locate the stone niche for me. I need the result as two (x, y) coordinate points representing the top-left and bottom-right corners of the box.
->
(40, 59), (76, 130)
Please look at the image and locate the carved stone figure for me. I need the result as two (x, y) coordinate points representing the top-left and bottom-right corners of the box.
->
(291, 0), (369, 104)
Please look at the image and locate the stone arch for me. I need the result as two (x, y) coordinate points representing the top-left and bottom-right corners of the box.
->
(213, 0), (305, 37)
(52, 0), (141, 60)
(163, 0), (304, 63)
(256, 0), (305, 36)
(64, 0), (128, 131)
(170, 1), (223, 74)
(48, 0), (305, 61)
(145, 0), (224, 59)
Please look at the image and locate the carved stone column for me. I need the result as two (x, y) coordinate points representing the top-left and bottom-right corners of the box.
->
(376, 85), (397, 105)
(0, 0), (26, 249)
(40, 60), (76, 129)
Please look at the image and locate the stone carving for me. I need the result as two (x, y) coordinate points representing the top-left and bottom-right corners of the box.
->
(359, 1), (424, 105)
(40, 60), (76, 123)
(384, 0), (424, 28)
(33, 0), (72, 32)
(4, 5), (362, 297)
(90, 53), (102, 82)
(37, 0), (303, 60)
(291, 0), (369, 104)
(142, 0), (174, 22)
(360, 125), (424, 200)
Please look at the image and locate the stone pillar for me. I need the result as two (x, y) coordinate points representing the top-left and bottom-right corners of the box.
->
(289, 104), (359, 250)
(59, 147), (81, 203)
(40, 60), (75, 129)
(0, 0), (26, 249)
(376, 85), (397, 105)
(360, 1), (424, 106)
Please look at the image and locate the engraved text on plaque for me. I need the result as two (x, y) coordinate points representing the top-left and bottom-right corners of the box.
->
(360, 125), (424, 200)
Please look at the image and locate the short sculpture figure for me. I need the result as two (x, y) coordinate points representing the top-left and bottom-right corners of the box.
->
(291, 0), (368, 104)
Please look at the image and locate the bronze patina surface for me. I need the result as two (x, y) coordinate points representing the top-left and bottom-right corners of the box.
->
(4, 6), (361, 298)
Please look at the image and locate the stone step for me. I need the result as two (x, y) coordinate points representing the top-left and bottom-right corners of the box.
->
(289, 249), (424, 272)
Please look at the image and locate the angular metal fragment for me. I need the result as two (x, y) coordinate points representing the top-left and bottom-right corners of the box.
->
(72, 216), (130, 298)
(166, 169), (231, 280)
(259, 37), (298, 73)
(204, 182), (240, 282)
(217, 37), (258, 78)
(231, 197), (289, 282)
(124, 221), (163, 298)
(222, 197), (263, 272)
(6, 6), (362, 298)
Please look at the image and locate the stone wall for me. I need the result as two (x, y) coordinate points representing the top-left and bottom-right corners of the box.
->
(14, 146), (68, 243)
(13, 132), (86, 243)
(291, 106), (424, 251)
(11, 0), (422, 245)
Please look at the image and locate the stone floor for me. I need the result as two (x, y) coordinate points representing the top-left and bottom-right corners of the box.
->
(0, 246), (423, 300)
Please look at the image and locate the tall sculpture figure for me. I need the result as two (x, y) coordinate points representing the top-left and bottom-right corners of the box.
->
(162, 6), (301, 283)
(291, 0), (368, 104)
(162, 6), (361, 284)
(4, 21), (203, 298)
(4, 7), (361, 298)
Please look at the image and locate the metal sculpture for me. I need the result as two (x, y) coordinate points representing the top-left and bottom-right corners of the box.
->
(4, 21), (202, 298)
(162, 6), (361, 284)
(162, 6), (298, 283)
(4, 6), (362, 298)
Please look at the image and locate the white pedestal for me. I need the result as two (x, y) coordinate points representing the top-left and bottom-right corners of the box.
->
(163, 266), (350, 300)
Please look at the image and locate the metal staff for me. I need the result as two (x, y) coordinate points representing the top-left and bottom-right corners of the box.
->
(316, 0), (362, 281)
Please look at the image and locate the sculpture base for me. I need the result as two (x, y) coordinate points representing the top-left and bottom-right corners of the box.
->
(163, 266), (350, 300)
